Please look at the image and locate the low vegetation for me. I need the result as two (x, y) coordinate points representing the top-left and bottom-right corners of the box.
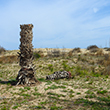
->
(0, 46), (110, 109)
(0, 45), (6, 54)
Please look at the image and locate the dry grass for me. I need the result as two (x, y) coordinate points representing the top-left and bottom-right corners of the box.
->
(0, 46), (6, 54)
(0, 55), (18, 63)
(0, 49), (110, 110)
(96, 49), (104, 56)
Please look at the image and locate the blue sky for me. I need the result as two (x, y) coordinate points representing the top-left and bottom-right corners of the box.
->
(0, 0), (110, 50)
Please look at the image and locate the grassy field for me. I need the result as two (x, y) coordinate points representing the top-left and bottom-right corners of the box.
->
(0, 48), (110, 110)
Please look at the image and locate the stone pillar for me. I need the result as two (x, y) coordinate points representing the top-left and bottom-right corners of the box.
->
(16, 24), (38, 85)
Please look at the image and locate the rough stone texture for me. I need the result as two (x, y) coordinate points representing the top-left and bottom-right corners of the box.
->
(16, 24), (38, 85)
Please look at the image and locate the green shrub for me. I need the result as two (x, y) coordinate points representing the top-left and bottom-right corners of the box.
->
(33, 52), (41, 59)
(97, 90), (107, 94)
(50, 106), (62, 110)
(48, 64), (53, 72)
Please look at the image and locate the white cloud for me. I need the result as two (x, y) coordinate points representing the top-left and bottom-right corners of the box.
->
(93, 8), (99, 13)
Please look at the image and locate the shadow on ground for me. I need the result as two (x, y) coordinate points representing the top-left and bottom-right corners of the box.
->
(0, 80), (17, 85)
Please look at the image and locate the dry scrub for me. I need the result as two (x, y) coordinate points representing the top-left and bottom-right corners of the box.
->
(0, 48), (110, 110)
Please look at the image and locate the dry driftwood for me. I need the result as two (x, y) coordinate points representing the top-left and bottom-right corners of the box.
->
(16, 24), (38, 86)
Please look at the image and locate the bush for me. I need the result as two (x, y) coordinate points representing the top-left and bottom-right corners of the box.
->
(0, 45), (6, 54)
(0, 55), (18, 63)
(104, 54), (110, 60)
(103, 54), (110, 66)
(106, 48), (110, 51)
(68, 50), (73, 57)
(51, 49), (61, 57)
(96, 49), (103, 56)
(68, 48), (81, 57)
(87, 45), (98, 50)
(72, 47), (81, 53)
(33, 52), (41, 59)
(99, 54), (110, 75)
